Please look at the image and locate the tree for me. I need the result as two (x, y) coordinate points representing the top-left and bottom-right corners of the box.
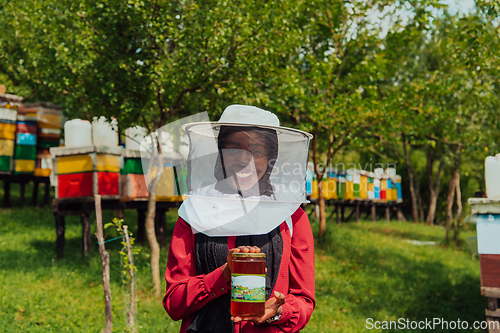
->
(263, 0), (395, 238)
(0, 0), (303, 296)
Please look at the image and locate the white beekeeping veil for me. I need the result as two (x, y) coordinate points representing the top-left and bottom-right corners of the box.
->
(142, 105), (312, 236)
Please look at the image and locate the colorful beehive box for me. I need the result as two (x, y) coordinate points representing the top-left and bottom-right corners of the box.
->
(0, 121), (16, 141)
(305, 168), (313, 196)
(468, 199), (500, 297)
(18, 103), (62, 129)
(0, 95), (22, 174)
(324, 170), (338, 200)
(37, 128), (60, 151)
(380, 175), (388, 202)
(367, 172), (375, 200)
(395, 175), (403, 202)
(359, 170), (368, 200)
(351, 169), (361, 200)
(50, 145), (123, 199)
(121, 149), (149, 200)
(13, 115), (37, 174)
(386, 177), (394, 202)
(154, 160), (187, 202)
(374, 176), (381, 202)
(0, 138), (14, 173)
(345, 170), (354, 201)
(337, 172), (346, 200)
(18, 103), (61, 175)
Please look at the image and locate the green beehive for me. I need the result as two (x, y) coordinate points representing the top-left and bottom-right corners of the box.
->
(121, 158), (146, 175)
(0, 155), (12, 173)
(337, 172), (345, 200)
(14, 144), (36, 160)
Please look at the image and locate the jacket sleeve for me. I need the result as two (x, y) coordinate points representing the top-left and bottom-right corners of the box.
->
(163, 217), (230, 321)
(272, 208), (316, 332)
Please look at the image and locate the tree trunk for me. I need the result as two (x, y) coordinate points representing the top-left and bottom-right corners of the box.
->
(445, 168), (457, 242)
(426, 149), (444, 225)
(453, 171), (462, 244)
(407, 167), (419, 222)
(396, 206), (406, 221)
(94, 195), (112, 333)
(311, 130), (344, 239)
(318, 180), (326, 239)
(402, 135), (422, 222)
(145, 133), (162, 298)
(146, 171), (162, 298)
(416, 176), (425, 222)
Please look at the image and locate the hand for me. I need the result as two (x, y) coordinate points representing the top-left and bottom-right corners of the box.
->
(223, 246), (261, 283)
(231, 291), (286, 325)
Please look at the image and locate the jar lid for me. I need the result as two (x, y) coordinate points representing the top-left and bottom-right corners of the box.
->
(232, 252), (266, 258)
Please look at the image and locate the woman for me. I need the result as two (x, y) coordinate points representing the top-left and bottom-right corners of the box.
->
(163, 105), (315, 332)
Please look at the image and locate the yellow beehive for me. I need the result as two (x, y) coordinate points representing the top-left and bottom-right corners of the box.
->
(0, 122), (16, 140)
(360, 171), (368, 200)
(14, 159), (36, 173)
(324, 174), (337, 200)
(96, 154), (120, 173)
(311, 179), (319, 200)
(0, 139), (14, 156)
(345, 171), (354, 201)
(56, 154), (93, 174)
(148, 165), (186, 201)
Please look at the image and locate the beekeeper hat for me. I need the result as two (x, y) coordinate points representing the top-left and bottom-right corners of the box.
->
(177, 104), (312, 236)
(182, 104), (313, 139)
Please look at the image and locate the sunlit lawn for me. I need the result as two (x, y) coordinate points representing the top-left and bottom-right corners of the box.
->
(0, 184), (486, 332)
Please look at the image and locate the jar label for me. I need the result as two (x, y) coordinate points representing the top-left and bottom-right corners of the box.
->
(231, 274), (265, 303)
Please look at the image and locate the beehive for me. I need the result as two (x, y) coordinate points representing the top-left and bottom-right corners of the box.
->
(13, 115), (37, 174)
(360, 170), (368, 200)
(50, 145), (122, 199)
(337, 172), (346, 200)
(324, 170), (338, 200)
(345, 171), (354, 201)
(152, 160), (187, 202)
(0, 94), (22, 173)
(121, 150), (149, 200)
(18, 103), (61, 176)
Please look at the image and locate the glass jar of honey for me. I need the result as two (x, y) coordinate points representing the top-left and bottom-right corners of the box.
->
(230, 252), (266, 317)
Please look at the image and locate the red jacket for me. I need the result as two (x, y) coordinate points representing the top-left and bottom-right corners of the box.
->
(163, 207), (315, 332)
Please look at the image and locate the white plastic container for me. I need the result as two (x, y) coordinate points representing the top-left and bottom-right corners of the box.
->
(92, 116), (118, 148)
(125, 126), (147, 151)
(485, 154), (500, 199)
(64, 119), (92, 147)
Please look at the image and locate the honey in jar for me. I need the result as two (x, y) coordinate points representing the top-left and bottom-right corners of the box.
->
(230, 252), (266, 317)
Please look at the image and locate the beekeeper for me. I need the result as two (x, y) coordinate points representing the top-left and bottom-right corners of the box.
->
(163, 105), (315, 333)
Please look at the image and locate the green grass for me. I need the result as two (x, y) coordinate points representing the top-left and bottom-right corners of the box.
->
(309, 216), (485, 332)
(0, 185), (486, 332)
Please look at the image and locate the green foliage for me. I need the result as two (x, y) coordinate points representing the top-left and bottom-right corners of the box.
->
(0, 0), (304, 129)
(268, 0), (397, 154)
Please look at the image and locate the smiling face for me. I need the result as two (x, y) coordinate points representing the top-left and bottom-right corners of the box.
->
(220, 130), (269, 191)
